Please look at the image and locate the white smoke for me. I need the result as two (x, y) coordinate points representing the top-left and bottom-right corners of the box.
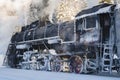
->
(0, 0), (23, 54)
(0, 0), (28, 66)
(0, 0), (59, 54)
(0, 0), (59, 66)
(28, 0), (60, 23)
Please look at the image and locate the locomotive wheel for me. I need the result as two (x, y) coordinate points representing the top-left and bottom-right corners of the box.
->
(30, 54), (37, 70)
(69, 55), (83, 73)
(52, 56), (62, 72)
(75, 64), (83, 73)
(55, 63), (61, 72)
(21, 63), (30, 70)
(30, 62), (37, 70)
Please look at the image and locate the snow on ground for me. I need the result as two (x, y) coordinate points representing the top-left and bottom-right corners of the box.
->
(0, 67), (119, 80)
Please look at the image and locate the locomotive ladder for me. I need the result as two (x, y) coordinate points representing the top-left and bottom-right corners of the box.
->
(102, 44), (113, 74)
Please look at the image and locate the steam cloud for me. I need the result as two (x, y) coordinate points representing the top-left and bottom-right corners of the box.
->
(0, 0), (59, 55)
(0, 0), (86, 66)
(0, 0), (23, 55)
(28, 0), (59, 23)
(0, 0), (59, 66)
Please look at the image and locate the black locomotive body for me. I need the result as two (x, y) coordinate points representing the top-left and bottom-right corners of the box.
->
(4, 4), (120, 74)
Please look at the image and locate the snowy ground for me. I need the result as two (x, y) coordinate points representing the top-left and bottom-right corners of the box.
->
(0, 67), (119, 80)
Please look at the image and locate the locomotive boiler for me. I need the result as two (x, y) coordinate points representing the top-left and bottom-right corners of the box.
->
(4, 3), (120, 74)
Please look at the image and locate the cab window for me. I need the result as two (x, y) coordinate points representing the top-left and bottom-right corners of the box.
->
(76, 19), (84, 31)
(85, 16), (97, 29)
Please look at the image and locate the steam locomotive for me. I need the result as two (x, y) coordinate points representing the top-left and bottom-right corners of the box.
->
(4, 3), (120, 74)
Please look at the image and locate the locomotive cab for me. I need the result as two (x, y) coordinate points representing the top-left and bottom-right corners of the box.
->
(75, 3), (119, 74)
(76, 15), (100, 44)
